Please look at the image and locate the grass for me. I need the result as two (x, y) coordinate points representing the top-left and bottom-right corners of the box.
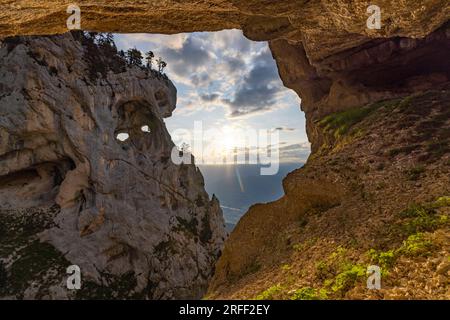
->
(318, 99), (400, 139)
(398, 199), (449, 235)
(319, 107), (373, 139)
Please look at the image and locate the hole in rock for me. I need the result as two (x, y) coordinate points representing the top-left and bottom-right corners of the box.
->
(116, 132), (130, 141)
(0, 159), (75, 209)
(114, 30), (310, 231)
(114, 100), (164, 152)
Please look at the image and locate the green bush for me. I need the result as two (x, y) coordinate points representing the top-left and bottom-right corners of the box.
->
(255, 284), (283, 300)
(367, 249), (396, 269)
(290, 287), (328, 300)
(433, 196), (450, 208)
(399, 201), (448, 235)
(330, 264), (366, 294)
(399, 233), (434, 257)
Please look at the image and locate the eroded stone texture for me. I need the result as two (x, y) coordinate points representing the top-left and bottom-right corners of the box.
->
(1, 1), (449, 151)
(0, 32), (226, 299)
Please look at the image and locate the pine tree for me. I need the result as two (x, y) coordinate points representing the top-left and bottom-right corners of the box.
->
(126, 48), (143, 67)
(156, 57), (167, 73)
(145, 51), (154, 69)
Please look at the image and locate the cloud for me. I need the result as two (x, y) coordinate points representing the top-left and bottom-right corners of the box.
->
(277, 142), (311, 163)
(200, 93), (220, 101)
(272, 127), (296, 132)
(160, 35), (212, 78)
(221, 48), (286, 117)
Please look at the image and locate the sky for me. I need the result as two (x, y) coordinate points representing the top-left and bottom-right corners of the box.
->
(114, 30), (310, 164)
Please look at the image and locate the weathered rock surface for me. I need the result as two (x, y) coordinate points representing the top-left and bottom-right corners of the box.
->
(0, 0), (449, 300)
(0, 32), (226, 299)
(1, 1), (449, 151)
(208, 86), (450, 300)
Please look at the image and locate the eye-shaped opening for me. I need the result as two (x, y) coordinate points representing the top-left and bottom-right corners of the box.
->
(116, 132), (130, 141)
(114, 100), (163, 151)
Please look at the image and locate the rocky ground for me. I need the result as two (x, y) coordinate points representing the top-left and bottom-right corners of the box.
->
(0, 1), (448, 300)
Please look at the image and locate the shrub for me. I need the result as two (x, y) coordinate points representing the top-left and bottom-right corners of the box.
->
(433, 196), (450, 208)
(255, 284), (283, 300)
(399, 233), (434, 257)
(330, 264), (366, 294)
(290, 287), (328, 300)
(399, 201), (448, 235)
(367, 249), (396, 269)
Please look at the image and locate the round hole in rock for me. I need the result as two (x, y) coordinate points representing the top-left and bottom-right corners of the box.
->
(141, 125), (151, 133)
(116, 132), (129, 141)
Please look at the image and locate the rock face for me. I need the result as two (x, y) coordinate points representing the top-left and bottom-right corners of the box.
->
(0, 0), (449, 300)
(0, 32), (226, 299)
(1, 1), (449, 151)
(208, 85), (450, 300)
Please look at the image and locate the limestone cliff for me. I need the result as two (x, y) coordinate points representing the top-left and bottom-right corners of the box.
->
(0, 32), (226, 299)
(0, 0), (449, 300)
(1, 1), (449, 151)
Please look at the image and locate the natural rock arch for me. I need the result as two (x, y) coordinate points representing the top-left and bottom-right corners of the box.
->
(1, 1), (449, 150)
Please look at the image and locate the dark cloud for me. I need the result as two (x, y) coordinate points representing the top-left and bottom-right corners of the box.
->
(278, 143), (311, 162)
(161, 36), (211, 77)
(191, 73), (210, 86)
(272, 127), (296, 132)
(224, 56), (245, 73)
(222, 49), (283, 117)
(200, 93), (220, 102)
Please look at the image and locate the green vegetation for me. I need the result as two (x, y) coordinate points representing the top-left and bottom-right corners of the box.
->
(434, 196), (450, 207)
(0, 240), (69, 299)
(398, 199), (449, 235)
(76, 270), (148, 300)
(255, 284), (283, 300)
(281, 264), (291, 271)
(319, 107), (373, 139)
(367, 249), (396, 269)
(290, 287), (328, 300)
(329, 264), (366, 294)
(398, 233), (434, 257)
(174, 216), (198, 235)
(318, 99), (399, 139)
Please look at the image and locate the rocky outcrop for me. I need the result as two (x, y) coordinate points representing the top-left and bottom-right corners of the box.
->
(208, 86), (450, 300)
(0, 0), (449, 300)
(0, 32), (226, 299)
(1, 1), (449, 151)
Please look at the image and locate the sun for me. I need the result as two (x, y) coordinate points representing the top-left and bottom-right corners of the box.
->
(218, 126), (238, 152)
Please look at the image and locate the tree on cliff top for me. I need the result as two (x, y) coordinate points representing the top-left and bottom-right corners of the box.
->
(126, 48), (143, 67)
